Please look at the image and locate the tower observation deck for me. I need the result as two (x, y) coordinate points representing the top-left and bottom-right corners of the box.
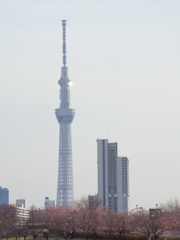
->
(55, 20), (75, 206)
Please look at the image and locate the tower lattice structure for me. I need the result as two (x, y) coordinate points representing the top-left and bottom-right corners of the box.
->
(55, 20), (75, 206)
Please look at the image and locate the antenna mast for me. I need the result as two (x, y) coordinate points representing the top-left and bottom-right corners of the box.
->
(62, 20), (67, 67)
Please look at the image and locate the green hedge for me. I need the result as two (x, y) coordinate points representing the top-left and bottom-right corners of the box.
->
(75, 232), (147, 240)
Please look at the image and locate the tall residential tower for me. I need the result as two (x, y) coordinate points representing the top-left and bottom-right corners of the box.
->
(55, 20), (75, 206)
(97, 139), (129, 212)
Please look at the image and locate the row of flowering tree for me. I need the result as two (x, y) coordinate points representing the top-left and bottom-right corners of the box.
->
(39, 198), (180, 240)
(1, 198), (180, 240)
(33, 198), (132, 240)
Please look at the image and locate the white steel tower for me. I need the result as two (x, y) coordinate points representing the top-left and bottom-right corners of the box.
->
(55, 20), (75, 206)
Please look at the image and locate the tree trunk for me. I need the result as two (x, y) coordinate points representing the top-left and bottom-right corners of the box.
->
(93, 230), (96, 240)
(119, 231), (122, 240)
(109, 230), (112, 240)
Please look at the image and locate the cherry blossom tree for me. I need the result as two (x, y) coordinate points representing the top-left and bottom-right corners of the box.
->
(0, 205), (16, 240)
(114, 211), (132, 240)
(131, 209), (152, 240)
(20, 221), (31, 240)
(160, 198), (180, 236)
(99, 208), (116, 240)
(162, 210), (180, 236)
(48, 206), (72, 237)
(74, 197), (101, 240)
(131, 208), (166, 240)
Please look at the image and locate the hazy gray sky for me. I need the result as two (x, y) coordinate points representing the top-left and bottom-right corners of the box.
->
(0, 0), (180, 209)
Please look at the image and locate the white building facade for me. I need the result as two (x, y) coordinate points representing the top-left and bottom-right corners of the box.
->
(15, 206), (30, 224)
(97, 139), (129, 212)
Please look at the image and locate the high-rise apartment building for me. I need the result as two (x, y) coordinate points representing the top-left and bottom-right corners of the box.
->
(55, 20), (75, 206)
(0, 187), (9, 205)
(97, 139), (129, 212)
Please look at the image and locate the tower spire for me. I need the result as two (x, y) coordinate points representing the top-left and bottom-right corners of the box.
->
(62, 20), (67, 67)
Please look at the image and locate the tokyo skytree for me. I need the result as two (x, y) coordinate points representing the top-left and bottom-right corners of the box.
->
(55, 20), (75, 206)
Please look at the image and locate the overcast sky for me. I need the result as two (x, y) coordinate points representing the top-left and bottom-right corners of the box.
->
(0, 0), (180, 210)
